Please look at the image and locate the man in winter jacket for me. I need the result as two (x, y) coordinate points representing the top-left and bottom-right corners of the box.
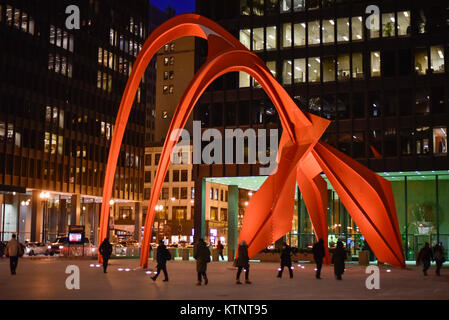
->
(277, 242), (293, 278)
(5, 234), (22, 275)
(151, 239), (171, 282)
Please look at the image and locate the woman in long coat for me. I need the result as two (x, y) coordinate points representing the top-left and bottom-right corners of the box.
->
(235, 240), (251, 284)
(194, 239), (211, 285)
(332, 240), (346, 280)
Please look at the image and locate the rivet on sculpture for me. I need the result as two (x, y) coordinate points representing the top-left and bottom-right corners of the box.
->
(98, 14), (405, 269)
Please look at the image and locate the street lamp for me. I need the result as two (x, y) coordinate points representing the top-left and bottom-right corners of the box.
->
(40, 192), (50, 243)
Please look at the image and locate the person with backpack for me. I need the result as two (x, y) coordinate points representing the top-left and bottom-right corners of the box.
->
(433, 242), (445, 276)
(194, 238), (210, 286)
(99, 237), (113, 273)
(277, 242), (293, 279)
(151, 239), (171, 282)
(5, 234), (23, 275)
(217, 240), (225, 261)
(417, 242), (433, 276)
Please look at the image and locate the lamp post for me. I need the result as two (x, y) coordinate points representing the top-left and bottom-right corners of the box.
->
(40, 192), (50, 243)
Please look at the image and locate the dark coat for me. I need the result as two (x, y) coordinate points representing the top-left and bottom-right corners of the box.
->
(99, 240), (112, 259)
(156, 244), (171, 266)
(194, 242), (211, 273)
(418, 246), (433, 264)
(236, 244), (250, 268)
(217, 243), (224, 253)
(433, 245), (446, 263)
(332, 247), (346, 276)
(280, 245), (292, 266)
(312, 242), (325, 263)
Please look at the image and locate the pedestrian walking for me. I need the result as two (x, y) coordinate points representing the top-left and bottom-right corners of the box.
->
(417, 242), (433, 276)
(5, 234), (23, 275)
(277, 242), (293, 278)
(151, 239), (171, 282)
(194, 238), (210, 286)
(217, 240), (225, 261)
(433, 242), (445, 276)
(332, 240), (346, 280)
(99, 237), (112, 273)
(235, 240), (252, 284)
(312, 238), (325, 279)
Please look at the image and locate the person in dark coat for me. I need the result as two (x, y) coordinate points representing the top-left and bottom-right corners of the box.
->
(99, 238), (112, 273)
(194, 238), (211, 285)
(277, 242), (293, 278)
(217, 241), (225, 261)
(151, 239), (171, 281)
(236, 240), (251, 284)
(332, 240), (346, 280)
(418, 242), (433, 276)
(312, 238), (325, 279)
(433, 242), (445, 276)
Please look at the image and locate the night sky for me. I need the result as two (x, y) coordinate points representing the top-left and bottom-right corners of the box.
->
(150, 0), (196, 15)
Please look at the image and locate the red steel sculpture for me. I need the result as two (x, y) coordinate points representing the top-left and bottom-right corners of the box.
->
(99, 14), (405, 268)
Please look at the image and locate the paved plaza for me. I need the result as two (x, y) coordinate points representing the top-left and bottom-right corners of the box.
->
(0, 258), (448, 300)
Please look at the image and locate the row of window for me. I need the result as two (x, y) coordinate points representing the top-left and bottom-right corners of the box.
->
(98, 47), (134, 76)
(0, 4), (35, 35)
(239, 11), (411, 52)
(0, 122), (21, 147)
(49, 25), (74, 53)
(210, 188), (229, 202)
(163, 85), (174, 95)
(239, 46), (446, 87)
(144, 187), (195, 201)
(144, 169), (190, 183)
(48, 53), (73, 78)
(109, 28), (143, 57)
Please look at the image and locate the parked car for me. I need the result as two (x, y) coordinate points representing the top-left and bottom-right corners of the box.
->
(26, 242), (51, 256)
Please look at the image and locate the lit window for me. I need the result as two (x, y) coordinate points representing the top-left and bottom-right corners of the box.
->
(266, 26), (277, 50)
(294, 23), (306, 47)
(352, 53), (364, 79)
(397, 11), (410, 36)
(308, 20), (320, 45)
(351, 16), (363, 41)
(370, 51), (381, 77)
(433, 127), (447, 155)
(323, 56), (335, 82)
(240, 0), (251, 15)
(337, 54), (350, 81)
(414, 48), (428, 75)
(382, 13), (395, 37)
(239, 72), (251, 88)
(322, 19), (335, 44)
(368, 12), (380, 38)
(239, 29), (251, 49)
(164, 57), (169, 65)
(163, 85), (169, 94)
(266, 61), (276, 77)
(308, 57), (321, 82)
(282, 60), (292, 85)
(280, 0), (291, 12)
(294, 58), (306, 83)
(430, 46), (445, 73)
(293, 0), (305, 12)
(253, 0), (264, 16)
(169, 56), (174, 65)
(253, 27), (264, 51)
(336, 18), (349, 42)
(282, 23), (292, 48)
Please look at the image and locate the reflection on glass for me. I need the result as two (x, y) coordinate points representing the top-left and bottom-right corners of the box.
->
(293, 0), (305, 12)
(337, 54), (350, 81)
(433, 127), (447, 155)
(336, 18), (349, 42)
(382, 13), (395, 37)
(308, 20), (320, 45)
(282, 60), (292, 84)
(253, 0), (265, 16)
(322, 19), (335, 44)
(370, 51), (381, 77)
(294, 58), (306, 83)
(239, 29), (251, 49)
(397, 11), (410, 36)
(352, 53), (363, 79)
(430, 46), (445, 73)
(282, 23), (292, 47)
(294, 23), (306, 46)
(351, 16), (363, 41)
(281, 0), (291, 12)
(266, 26), (277, 50)
(415, 48), (428, 75)
(253, 27), (264, 51)
(323, 56), (335, 82)
(308, 57), (321, 82)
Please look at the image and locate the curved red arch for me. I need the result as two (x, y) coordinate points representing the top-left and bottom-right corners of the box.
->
(100, 13), (405, 269)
